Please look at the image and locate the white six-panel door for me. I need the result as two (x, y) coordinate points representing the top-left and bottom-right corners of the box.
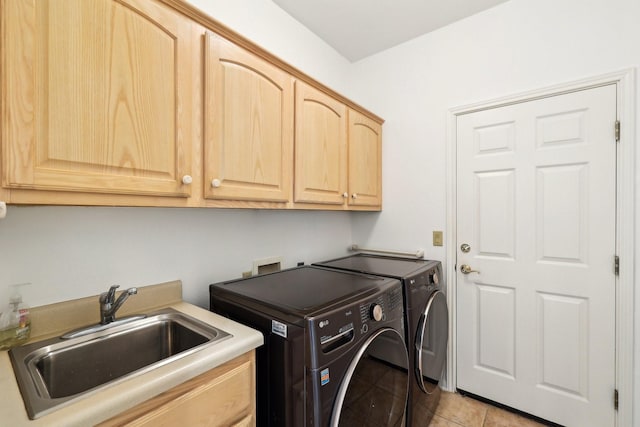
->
(456, 84), (617, 427)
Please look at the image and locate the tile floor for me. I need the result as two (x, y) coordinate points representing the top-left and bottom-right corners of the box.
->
(427, 391), (551, 427)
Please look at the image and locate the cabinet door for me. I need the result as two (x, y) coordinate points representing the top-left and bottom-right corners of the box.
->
(204, 33), (294, 203)
(98, 351), (256, 427)
(1, 0), (194, 198)
(348, 109), (382, 207)
(294, 82), (348, 205)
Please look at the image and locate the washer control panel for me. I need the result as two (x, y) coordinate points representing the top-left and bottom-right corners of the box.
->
(313, 283), (403, 354)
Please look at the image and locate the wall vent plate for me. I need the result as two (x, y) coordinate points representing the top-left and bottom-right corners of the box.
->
(252, 256), (283, 275)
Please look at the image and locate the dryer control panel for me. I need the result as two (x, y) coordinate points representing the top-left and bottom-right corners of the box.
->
(404, 264), (442, 293)
(359, 285), (402, 323)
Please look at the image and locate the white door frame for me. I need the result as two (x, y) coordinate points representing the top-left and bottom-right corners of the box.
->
(444, 68), (635, 426)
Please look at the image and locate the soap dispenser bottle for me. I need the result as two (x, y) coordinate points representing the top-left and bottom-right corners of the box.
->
(0, 283), (31, 350)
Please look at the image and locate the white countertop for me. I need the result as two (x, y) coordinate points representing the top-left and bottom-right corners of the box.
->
(0, 302), (263, 426)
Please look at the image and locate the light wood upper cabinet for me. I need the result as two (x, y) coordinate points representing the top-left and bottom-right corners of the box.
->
(203, 33), (294, 203)
(1, 0), (196, 199)
(294, 81), (348, 205)
(1, 0), (382, 210)
(348, 109), (382, 207)
(294, 82), (382, 209)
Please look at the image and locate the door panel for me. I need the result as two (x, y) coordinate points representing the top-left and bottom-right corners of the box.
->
(536, 164), (588, 263)
(537, 292), (589, 398)
(456, 84), (616, 427)
(476, 284), (515, 378)
(476, 170), (515, 258)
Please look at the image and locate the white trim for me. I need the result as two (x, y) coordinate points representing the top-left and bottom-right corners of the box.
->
(443, 102), (458, 393)
(614, 68), (635, 427)
(444, 68), (636, 427)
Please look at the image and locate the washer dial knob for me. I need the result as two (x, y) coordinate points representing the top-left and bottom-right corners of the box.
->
(370, 304), (383, 322)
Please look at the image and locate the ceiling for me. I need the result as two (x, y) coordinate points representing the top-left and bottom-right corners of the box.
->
(271, 0), (509, 62)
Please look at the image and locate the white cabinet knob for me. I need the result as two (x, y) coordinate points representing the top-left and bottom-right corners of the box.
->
(181, 175), (193, 185)
(342, 192), (348, 198)
(211, 178), (221, 188)
(351, 193), (358, 199)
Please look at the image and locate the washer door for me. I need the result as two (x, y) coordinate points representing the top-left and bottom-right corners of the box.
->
(415, 290), (449, 394)
(330, 328), (409, 427)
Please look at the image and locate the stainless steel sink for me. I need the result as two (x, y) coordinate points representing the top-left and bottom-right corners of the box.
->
(9, 308), (232, 419)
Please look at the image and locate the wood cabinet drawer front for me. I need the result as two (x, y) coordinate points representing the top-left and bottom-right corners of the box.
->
(98, 352), (256, 427)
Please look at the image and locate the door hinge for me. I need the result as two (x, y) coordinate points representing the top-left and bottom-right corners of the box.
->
(614, 389), (619, 410)
(615, 120), (620, 142)
(614, 256), (620, 275)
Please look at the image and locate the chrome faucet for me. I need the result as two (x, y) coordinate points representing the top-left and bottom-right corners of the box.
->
(99, 285), (138, 324)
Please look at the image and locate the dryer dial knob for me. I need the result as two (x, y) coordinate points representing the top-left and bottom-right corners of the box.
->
(370, 304), (383, 322)
(431, 273), (439, 285)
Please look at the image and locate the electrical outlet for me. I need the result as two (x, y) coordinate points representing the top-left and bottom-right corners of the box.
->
(242, 271), (252, 278)
(433, 231), (443, 246)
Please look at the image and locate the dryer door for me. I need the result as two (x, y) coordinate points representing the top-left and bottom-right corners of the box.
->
(415, 290), (449, 393)
(330, 328), (409, 427)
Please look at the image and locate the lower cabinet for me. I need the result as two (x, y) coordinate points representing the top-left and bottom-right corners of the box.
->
(97, 351), (256, 427)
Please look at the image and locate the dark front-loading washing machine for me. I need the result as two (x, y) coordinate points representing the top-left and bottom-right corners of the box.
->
(210, 265), (409, 427)
(316, 254), (448, 426)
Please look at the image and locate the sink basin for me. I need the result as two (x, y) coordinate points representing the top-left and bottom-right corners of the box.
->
(9, 308), (232, 419)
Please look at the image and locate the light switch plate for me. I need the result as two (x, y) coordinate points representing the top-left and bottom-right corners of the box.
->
(433, 231), (443, 246)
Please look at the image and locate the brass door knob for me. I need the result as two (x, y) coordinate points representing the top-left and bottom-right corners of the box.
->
(460, 264), (480, 274)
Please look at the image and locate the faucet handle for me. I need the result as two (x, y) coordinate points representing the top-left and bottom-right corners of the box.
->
(100, 285), (120, 303)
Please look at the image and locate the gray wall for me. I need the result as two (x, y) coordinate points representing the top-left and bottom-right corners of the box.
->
(346, 0), (640, 422)
(0, 0), (356, 309)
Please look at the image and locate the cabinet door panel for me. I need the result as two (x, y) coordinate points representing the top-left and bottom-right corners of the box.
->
(2, 0), (193, 197)
(204, 33), (293, 202)
(294, 82), (347, 205)
(348, 109), (382, 207)
(97, 352), (256, 427)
